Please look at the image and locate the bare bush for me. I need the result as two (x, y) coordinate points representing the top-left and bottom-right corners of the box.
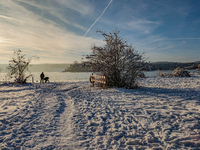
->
(172, 67), (190, 77)
(7, 50), (39, 84)
(84, 29), (145, 89)
(157, 71), (172, 77)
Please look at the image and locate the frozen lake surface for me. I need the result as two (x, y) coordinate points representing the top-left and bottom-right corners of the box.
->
(0, 72), (92, 82)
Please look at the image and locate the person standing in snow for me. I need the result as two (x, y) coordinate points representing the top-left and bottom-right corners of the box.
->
(40, 72), (44, 83)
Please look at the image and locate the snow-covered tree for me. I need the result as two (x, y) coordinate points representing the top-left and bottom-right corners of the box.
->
(7, 50), (38, 84)
(84, 30), (145, 88)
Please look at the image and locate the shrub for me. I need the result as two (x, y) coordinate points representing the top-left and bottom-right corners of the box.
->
(157, 71), (172, 77)
(7, 50), (38, 84)
(172, 67), (190, 77)
(84, 29), (146, 89)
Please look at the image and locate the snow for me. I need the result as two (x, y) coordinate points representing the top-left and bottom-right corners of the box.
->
(0, 72), (200, 149)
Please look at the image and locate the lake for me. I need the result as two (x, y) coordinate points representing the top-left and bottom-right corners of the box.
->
(0, 70), (198, 82)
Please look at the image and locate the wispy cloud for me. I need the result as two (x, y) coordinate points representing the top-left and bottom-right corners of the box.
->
(1, 0), (199, 63)
(56, 0), (94, 16)
(14, 0), (88, 30)
(126, 19), (161, 34)
(0, 0), (103, 63)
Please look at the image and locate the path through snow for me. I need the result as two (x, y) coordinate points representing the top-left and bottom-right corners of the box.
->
(0, 74), (200, 149)
(0, 82), (78, 149)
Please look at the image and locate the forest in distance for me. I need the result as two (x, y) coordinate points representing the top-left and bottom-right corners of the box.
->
(150, 61), (200, 71)
(0, 61), (200, 73)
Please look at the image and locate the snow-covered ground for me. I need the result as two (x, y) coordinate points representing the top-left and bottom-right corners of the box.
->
(0, 73), (200, 150)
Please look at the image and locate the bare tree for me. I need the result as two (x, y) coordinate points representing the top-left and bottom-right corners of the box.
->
(7, 49), (39, 84)
(84, 29), (145, 89)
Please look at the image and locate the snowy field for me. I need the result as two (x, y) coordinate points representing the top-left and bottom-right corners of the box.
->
(0, 72), (200, 149)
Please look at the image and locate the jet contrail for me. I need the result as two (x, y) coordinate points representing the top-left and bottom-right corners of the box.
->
(79, 0), (113, 46)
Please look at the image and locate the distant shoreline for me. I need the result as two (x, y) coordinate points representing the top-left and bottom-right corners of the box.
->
(0, 61), (200, 73)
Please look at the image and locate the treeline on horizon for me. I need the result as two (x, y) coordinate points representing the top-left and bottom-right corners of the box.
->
(62, 61), (90, 72)
(62, 61), (200, 72)
(63, 61), (200, 72)
(150, 61), (200, 71)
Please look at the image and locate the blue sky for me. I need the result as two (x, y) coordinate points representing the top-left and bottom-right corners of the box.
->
(0, 0), (200, 64)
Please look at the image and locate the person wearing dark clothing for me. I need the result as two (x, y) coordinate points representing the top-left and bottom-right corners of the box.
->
(40, 72), (44, 83)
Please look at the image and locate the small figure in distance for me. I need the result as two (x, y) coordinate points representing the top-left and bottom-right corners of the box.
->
(40, 72), (44, 83)
(43, 77), (49, 83)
